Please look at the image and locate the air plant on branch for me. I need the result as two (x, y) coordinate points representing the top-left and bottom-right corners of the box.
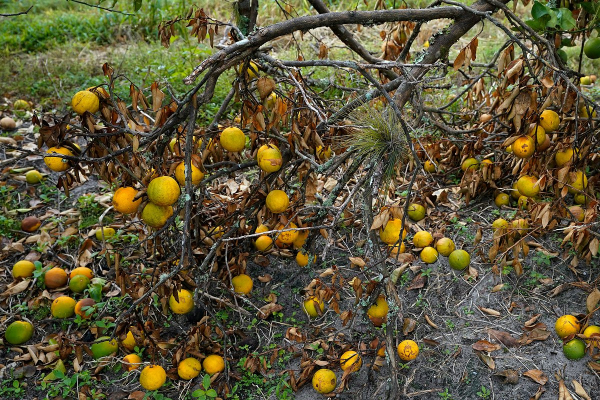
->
(345, 104), (411, 188)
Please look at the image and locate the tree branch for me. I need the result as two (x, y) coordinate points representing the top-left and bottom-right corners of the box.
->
(0, 6), (33, 17)
(184, 7), (464, 84)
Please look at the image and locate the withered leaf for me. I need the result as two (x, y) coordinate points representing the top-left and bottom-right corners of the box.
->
(472, 340), (501, 352)
(487, 328), (520, 347)
(407, 273), (427, 291)
(476, 351), (495, 370)
(493, 369), (519, 384)
(478, 306), (501, 317)
(586, 288), (600, 313)
(402, 318), (417, 335)
(519, 328), (550, 345)
(523, 369), (547, 385)
(257, 303), (283, 320)
(572, 379), (592, 400)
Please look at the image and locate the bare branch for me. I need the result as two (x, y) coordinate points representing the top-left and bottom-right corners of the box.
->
(0, 6), (32, 17)
(66, 0), (135, 16)
(184, 7), (464, 84)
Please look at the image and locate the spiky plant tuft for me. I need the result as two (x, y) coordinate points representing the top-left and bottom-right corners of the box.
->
(344, 104), (411, 186)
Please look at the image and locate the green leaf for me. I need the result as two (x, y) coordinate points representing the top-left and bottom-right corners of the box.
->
(531, 1), (550, 19)
(556, 8), (576, 30)
(192, 390), (204, 397)
(202, 374), (211, 390)
(133, 0), (143, 11)
(206, 389), (217, 398)
(580, 2), (599, 14)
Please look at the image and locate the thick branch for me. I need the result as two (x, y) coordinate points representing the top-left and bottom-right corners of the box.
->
(307, 0), (398, 80)
(184, 7), (463, 84)
(392, 0), (510, 107)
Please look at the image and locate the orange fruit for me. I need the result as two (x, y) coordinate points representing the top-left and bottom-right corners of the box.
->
(122, 354), (142, 371)
(312, 368), (336, 394)
(178, 357), (202, 380)
(91, 336), (118, 359)
(340, 351), (362, 372)
(512, 136), (535, 158)
(69, 275), (90, 293)
(147, 176), (180, 206)
(169, 289), (194, 314)
(12, 260), (36, 279)
(568, 170), (587, 194)
(407, 203), (426, 221)
(303, 296), (325, 318)
(45, 267), (68, 289)
(511, 182), (522, 200)
(232, 274), (253, 295)
(539, 109), (560, 132)
(397, 340), (419, 361)
(44, 147), (73, 172)
(254, 230), (273, 251)
(121, 330), (143, 351)
(517, 175), (540, 198)
(257, 145), (282, 173)
(220, 127), (246, 152)
(74, 298), (96, 319)
(389, 242), (406, 255)
(423, 160), (436, 173)
(528, 125), (546, 145)
(448, 249), (470, 271)
(26, 170), (43, 184)
(292, 230), (309, 249)
(14, 99), (30, 110)
(265, 190), (289, 213)
(563, 338), (586, 360)
(435, 237), (455, 256)
(296, 250), (316, 267)
(51, 296), (76, 318)
(494, 193), (510, 207)
(511, 218), (529, 236)
(367, 296), (389, 319)
(276, 222), (298, 244)
(203, 354), (225, 375)
(583, 325), (600, 343)
(492, 218), (508, 232)
(70, 267), (93, 280)
(112, 187), (142, 214)
(574, 193), (588, 205)
(555, 315), (580, 338)
(5, 320), (34, 345)
(420, 246), (438, 264)
(141, 203), (174, 228)
(174, 162), (204, 185)
(517, 195), (530, 210)
(379, 218), (408, 245)
(95, 227), (115, 240)
(461, 157), (479, 172)
(140, 365), (167, 390)
(555, 148), (575, 167)
(413, 231), (433, 248)
(72, 90), (99, 114)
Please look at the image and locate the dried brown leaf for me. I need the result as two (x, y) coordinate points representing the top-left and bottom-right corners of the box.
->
(523, 369), (547, 385)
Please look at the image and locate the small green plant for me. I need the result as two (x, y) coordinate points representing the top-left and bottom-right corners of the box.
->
(190, 374), (218, 399)
(438, 388), (453, 400)
(445, 319), (455, 330)
(477, 385), (491, 399)
(0, 379), (26, 397)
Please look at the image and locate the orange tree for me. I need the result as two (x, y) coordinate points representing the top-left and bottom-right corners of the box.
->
(22, 0), (600, 397)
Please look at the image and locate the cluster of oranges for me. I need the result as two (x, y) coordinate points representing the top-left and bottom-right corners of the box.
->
(555, 315), (600, 361)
